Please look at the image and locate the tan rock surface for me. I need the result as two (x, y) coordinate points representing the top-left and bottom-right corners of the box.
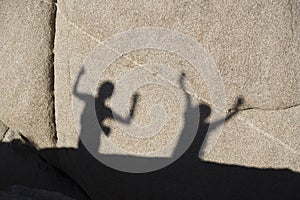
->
(57, 0), (300, 109)
(54, 9), (98, 147)
(54, 0), (299, 172)
(203, 106), (300, 172)
(0, 0), (56, 148)
(0, 0), (299, 198)
(0, 121), (8, 141)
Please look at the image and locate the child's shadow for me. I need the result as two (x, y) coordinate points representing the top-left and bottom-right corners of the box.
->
(72, 67), (138, 155)
(95, 81), (138, 136)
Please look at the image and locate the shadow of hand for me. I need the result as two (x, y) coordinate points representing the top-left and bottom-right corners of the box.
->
(130, 93), (139, 118)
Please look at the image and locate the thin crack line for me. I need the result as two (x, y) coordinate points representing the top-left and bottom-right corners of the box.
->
(56, 6), (300, 111)
(55, 6), (212, 104)
(55, 4), (299, 156)
(237, 115), (300, 155)
(31, 0), (58, 145)
(233, 104), (300, 111)
(56, 7), (101, 43)
(50, 0), (58, 144)
(57, 6), (216, 109)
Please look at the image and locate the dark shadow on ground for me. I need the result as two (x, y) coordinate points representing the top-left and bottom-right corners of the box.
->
(0, 139), (89, 199)
(0, 70), (299, 199)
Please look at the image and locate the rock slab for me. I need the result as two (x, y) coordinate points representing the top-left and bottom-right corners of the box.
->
(0, 0), (56, 148)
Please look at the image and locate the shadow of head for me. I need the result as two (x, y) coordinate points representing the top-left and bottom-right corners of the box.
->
(199, 104), (211, 122)
(236, 97), (244, 107)
(97, 81), (114, 100)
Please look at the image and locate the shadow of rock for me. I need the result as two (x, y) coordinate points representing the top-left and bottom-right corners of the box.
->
(0, 139), (88, 200)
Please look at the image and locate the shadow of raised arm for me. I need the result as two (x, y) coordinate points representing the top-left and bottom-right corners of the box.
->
(112, 93), (139, 124)
(73, 67), (89, 100)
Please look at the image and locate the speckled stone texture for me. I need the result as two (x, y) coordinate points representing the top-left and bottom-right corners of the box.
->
(203, 106), (300, 172)
(0, 0), (56, 148)
(54, 0), (299, 172)
(56, 0), (300, 109)
(0, 121), (8, 141)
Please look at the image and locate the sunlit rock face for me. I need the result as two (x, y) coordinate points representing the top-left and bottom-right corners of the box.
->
(54, 0), (299, 172)
(0, 0), (56, 148)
